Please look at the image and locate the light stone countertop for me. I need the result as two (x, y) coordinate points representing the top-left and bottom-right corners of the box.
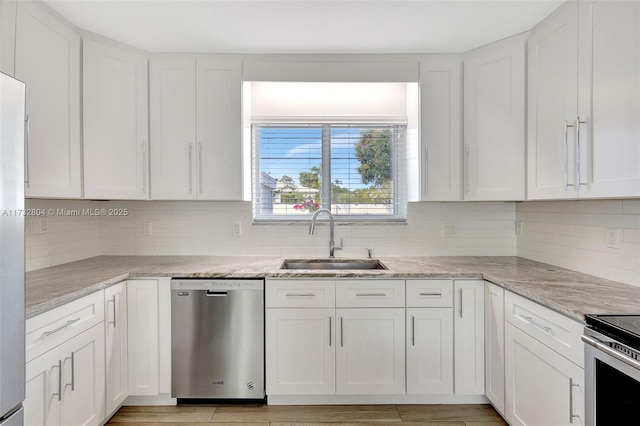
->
(26, 255), (640, 322)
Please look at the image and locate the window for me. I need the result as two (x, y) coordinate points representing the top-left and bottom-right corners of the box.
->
(252, 122), (406, 221)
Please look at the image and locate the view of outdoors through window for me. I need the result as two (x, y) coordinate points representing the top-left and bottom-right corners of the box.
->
(254, 124), (403, 219)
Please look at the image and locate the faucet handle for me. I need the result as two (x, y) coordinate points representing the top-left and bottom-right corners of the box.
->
(365, 248), (372, 259)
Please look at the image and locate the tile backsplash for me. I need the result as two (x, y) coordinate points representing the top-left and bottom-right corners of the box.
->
(516, 199), (640, 287)
(25, 198), (640, 288)
(25, 199), (516, 270)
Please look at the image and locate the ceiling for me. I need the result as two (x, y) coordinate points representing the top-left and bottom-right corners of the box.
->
(43, 0), (563, 54)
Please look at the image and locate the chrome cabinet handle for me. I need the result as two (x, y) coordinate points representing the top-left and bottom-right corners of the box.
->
(329, 316), (332, 347)
(198, 143), (203, 194)
(465, 145), (471, 194)
(564, 121), (575, 190)
(576, 117), (588, 187)
(65, 352), (75, 391)
(411, 315), (415, 346)
(355, 293), (386, 297)
(188, 143), (193, 194)
(107, 296), (117, 328)
(43, 318), (80, 337)
(418, 292), (442, 297)
(25, 115), (30, 187)
(52, 360), (62, 402)
(340, 317), (344, 347)
(285, 293), (316, 297)
(142, 142), (148, 194)
(569, 378), (580, 423)
(423, 144), (429, 196)
(458, 288), (463, 317)
(521, 315), (552, 333)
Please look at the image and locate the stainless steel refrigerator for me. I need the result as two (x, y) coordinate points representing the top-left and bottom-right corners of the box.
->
(0, 72), (26, 426)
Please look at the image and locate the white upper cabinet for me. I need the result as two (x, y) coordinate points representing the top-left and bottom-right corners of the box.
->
(528, 0), (640, 200)
(150, 56), (242, 200)
(0, 0), (17, 75)
(196, 58), (243, 200)
(464, 34), (526, 201)
(149, 56), (197, 199)
(83, 38), (149, 200)
(576, 0), (640, 198)
(419, 57), (462, 201)
(527, 1), (579, 200)
(15, 1), (82, 198)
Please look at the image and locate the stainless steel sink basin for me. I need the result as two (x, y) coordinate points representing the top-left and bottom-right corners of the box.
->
(281, 259), (388, 270)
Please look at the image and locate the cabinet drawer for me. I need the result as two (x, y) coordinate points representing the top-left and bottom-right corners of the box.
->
(26, 290), (105, 362)
(505, 291), (584, 367)
(406, 279), (453, 307)
(266, 279), (335, 308)
(336, 280), (405, 308)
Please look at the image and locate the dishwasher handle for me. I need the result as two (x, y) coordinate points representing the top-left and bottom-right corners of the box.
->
(206, 290), (228, 297)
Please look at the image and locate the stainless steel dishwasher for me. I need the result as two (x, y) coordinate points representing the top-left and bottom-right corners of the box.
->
(170, 278), (264, 401)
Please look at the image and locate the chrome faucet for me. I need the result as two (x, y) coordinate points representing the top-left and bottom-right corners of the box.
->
(309, 208), (343, 257)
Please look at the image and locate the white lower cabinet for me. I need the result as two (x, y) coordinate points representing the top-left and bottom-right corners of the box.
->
(25, 323), (105, 426)
(105, 282), (128, 415)
(484, 282), (505, 415)
(126, 278), (171, 398)
(406, 308), (453, 394)
(454, 280), (485, 395)
(266, 309), (335, 395)
(505, 323), (584, 426)
(336, 308), (405, 395)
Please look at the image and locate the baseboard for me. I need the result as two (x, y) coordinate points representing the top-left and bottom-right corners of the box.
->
(266, 394), (489, 405)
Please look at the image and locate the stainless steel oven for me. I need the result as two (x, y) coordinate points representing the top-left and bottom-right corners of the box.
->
(583, 315), (640, 426)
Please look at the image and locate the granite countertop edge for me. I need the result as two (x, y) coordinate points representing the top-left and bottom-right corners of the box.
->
(26, 255), (640, 322)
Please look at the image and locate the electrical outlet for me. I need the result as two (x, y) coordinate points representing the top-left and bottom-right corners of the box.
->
(515, 221), (524, 236)
(232, 221), (242, 236)
(442, 221), (458, 238)
(143, 222), (152, 237)
(606, 228), (620, 249)
(39, 218), (48, 234)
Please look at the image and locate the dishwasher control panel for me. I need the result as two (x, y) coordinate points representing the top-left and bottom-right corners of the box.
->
(171, 278), (264, 291)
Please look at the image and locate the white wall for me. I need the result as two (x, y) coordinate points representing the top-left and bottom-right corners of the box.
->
(516, 200), (640, 287)
(25, 199), (516, 270)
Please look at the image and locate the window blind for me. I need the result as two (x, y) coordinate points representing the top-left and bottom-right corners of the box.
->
(252, 123), (406, 221)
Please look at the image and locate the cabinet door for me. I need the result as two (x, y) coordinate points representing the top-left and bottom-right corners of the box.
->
(59, 324), (105, 426)
(406, 308), (453, 394)
(83, 39), (149, 199)
(0, 0), (17, 75)
(336, 308), (405, 395)
(453, 280), (484, 395)
(196, 58), (242, 200)
(25, 346), (62, 426)
(505, 323), (584, 426)
(266, 309), (335, 395)
(527, 1), (579, 200)
(577, 0), (640, 198)
(127, 279), (159, 396)
(485, 282), (505, 415)
(105, 282), (128, 414)
(15, 1), (81, 198)
(149, 56), (197, 200)
(464, 34), (526, 201)
(419, 57), (462, 201)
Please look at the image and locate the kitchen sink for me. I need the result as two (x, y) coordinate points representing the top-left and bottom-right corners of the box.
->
(281, 258), (388, 270)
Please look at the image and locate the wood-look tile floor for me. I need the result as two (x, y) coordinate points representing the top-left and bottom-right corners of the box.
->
(107, 404), (508, 426)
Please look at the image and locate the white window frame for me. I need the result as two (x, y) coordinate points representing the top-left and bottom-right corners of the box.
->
(252, 120), (407, 223)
